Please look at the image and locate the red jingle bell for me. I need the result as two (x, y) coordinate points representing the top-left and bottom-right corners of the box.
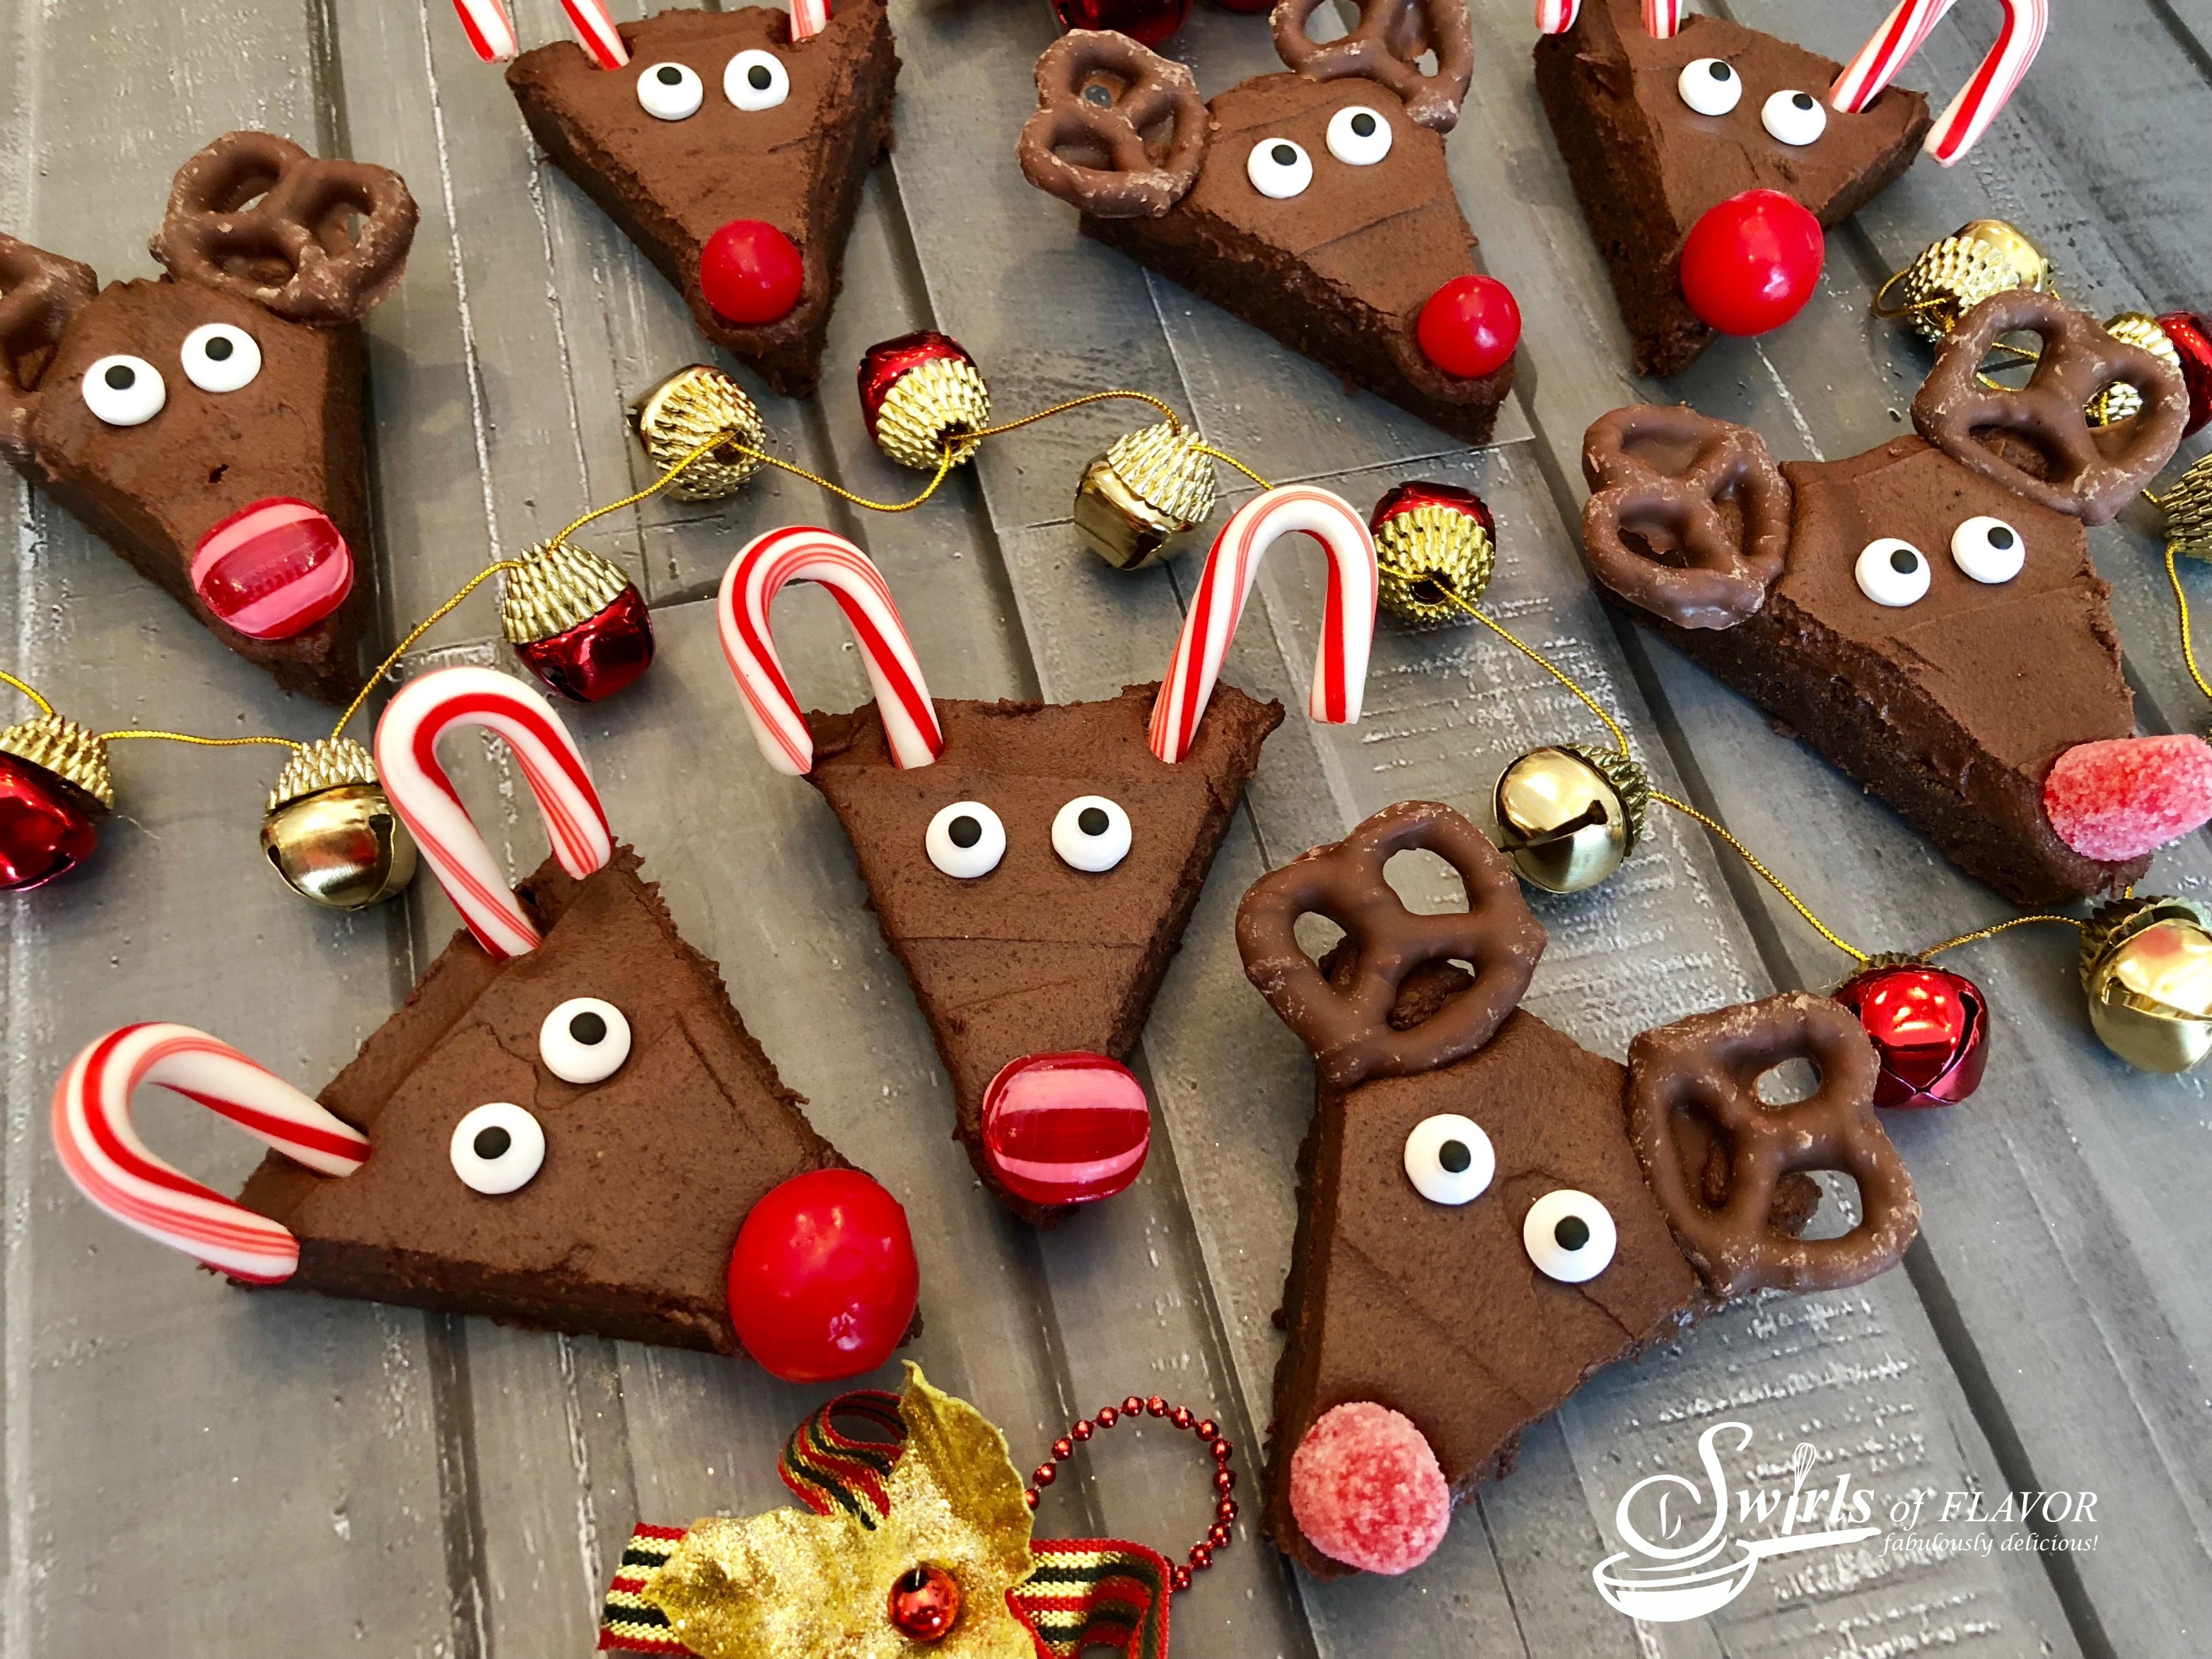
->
(858, 332), (992, 472)
(501, 542), (656, 704)
(1415, 274), (1522, 380)
(2158, 311), (2212, 436)
(1680, 190), (1826, 338)
(726, 1168), (919, 1382)
(0, 715), (112, 892)
(1834, 963), (1989, 1110)
(699, 219), (805, 326)
(885, 1564), (963, 1642)
(980, 1052), (1151, 1208)
(1048, 0), (1191, 47)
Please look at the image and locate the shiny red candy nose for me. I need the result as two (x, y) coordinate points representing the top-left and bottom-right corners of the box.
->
(699, 220), (805, 326)
(726, 1168), (919, 1382)
(0, 752), (103, 890)
(1679, 190), (1825, 339)
(1415, 274), (1522, 380)
(980, 1052), (1151, 1209)
(1834, 964), (1989, 1110)
(190, 498), (354, 640)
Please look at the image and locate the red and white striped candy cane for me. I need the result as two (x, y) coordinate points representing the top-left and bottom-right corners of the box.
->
(1535, 0), (1580, 32)
(1831, 0), (2047, 165)
(375, 666), (613, 960)
(718, 526), (943, 776)
(1641, 0), (1682, 37)
(561, 0), (630, 69)
(52, 1023), (369, 1283)
(790, 0), (832, 42)
(450, 0), (519, 63)
(1148, 486), (1378, 766)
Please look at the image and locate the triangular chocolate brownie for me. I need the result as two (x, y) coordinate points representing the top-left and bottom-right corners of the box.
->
(807, 685), (1281, 1224)
(0, 132), (416, 702)
(1582, 291), (2197, 904)
(1238, 803), (1916, 1578)
(508, 2), (898, 398)
(1020, 0), (1515, 446)
(1535, 0), (1929, 376)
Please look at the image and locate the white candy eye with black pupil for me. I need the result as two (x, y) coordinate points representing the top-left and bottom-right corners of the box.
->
(1052, 795), (1132, 873)
(1856, 537), (1932, 607)
(724, 50), (789, 111)
(1678, 58), (1742, 117)
(926, 801), (1006, 878)
(637, 61), (704, 120)
(450, 1102), (546, 1195)
(81, 354), (165, 426)
(1952, 516), (2025, 584)
(1762, 89), (1827, 146)
(539, 996), (631, 1084)
(180, 323), (261, 392)
(1326, 105), (1392, 166)
(1523, 1189), (1617, 1282)
(1403, 1114), (1495, 1205)
(1247, 137), (1312, 199)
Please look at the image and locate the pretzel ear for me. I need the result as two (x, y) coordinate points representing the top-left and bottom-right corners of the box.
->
(1018, 32), (1209, 220)
(1274, 0), (1474, 132)
(0, 232), (98, 463)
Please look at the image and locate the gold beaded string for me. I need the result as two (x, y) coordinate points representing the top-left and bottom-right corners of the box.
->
(2162, 540), (2212, 703)
(0, 669), (55, 720)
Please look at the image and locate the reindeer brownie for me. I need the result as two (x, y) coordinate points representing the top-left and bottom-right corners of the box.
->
(1238, 801), (1919, 1578)
(52, 666), (919, 1380)
(1018, 0), (1518, 446)
(718, 489), (1380, 1221)
(0, 132), (416, 702)
(1533, 0), (2039, 376)
(506, 2), (897, 397)
(1583, 291), (2199, 907)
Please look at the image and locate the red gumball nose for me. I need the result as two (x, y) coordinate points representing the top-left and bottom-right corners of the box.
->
(699, 219), (805, 327)
(726, 1168), (919, 1382)
(2045, 734), (2212, 862)
(1289, 1402), (1451, 1576)
(1679, 190), (1826, 339)
(1415, 274), (1522, 380)
(190, 498), (354, 640)
(980, 1052), (1151, 1209)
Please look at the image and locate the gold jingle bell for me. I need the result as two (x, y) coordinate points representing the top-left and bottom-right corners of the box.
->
(1883, 219), (2051, 344)
(1493, 744), (1649, 895)
(261, 738), (418, 912)
(1370, 481), (1496, 630)
(2086, 313), (2184, 426)
(2079, 897), (2212, 1073)
(2158, 453), (2212, 564)
(1073, 420), (1218, 571)
(634, 365), (767, 501)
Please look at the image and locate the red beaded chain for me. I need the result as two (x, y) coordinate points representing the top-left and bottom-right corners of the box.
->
(1024, 1393), (1238, 1595)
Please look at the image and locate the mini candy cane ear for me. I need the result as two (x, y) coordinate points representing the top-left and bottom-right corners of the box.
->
(791, 0), (832, 42)
(375, 665), (613, 960)
(561, 0), (630, 69)
(1641, 0), (1682, 37)
(52, 1023), (369, 1283)
(1831, 0), (2049, 165)
(1148, 485), (1378, 765)
(451, 0), (519, 63)
(1535, 0), (1581, 32)
(718, 525), (943, 776)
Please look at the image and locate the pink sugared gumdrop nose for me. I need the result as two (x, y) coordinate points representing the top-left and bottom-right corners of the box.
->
(1288, 1401), (1452, 1576)
(2045, 735), (2212, 862)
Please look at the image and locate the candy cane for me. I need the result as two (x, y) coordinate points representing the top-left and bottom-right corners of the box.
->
(561, 0), (630, 69)
(790, 0), (832, 42)
(52, 1023), (369, 1283)
(374, 666), (612, 960)
(450, 0), (518, 63)
(718, 526), (943, 776)
(1148, 486), (1377, 766)
(1535, 0), (1581, 32)
(1642, 0), (1682, 37)
(1830, 0), (2048, 166)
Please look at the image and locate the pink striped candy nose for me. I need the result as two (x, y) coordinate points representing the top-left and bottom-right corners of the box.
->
(979, 1052), (1151, 1209)
(191, 497), (355, 640)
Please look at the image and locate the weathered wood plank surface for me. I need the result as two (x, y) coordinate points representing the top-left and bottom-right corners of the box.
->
(4, 0), (2208, 1654)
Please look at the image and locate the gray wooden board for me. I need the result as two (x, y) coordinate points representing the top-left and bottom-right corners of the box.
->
(2, 0), (2208, 1654)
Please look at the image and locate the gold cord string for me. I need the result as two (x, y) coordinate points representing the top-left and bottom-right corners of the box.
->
(963, 389), (1180, 443)
(1195, 445), (1273, 493)
(1436, 590), (1633, 757)
(2166, 541), (2212, 702)
(0, 669), (54, 720)
(1921, 912), (2083, 958)
(718, 443), (959, 514)
(329, 559), (529, 740)
(99, 729), (303, 752)
(1648, 788), (1871, 962)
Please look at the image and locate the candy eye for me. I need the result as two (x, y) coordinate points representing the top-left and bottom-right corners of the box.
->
(1762, 89), (1827, 146)
(926, 801), (1006, 878)
(1052, 795), (1132, 873)
(1402, 1114), (1495, 1206)
(1247, 137), (1312, 199)
(637, 61), (704, 120)
(81, 355), (165, 426)
(1856, 537), (1931, 607)
(538, 996), (632, 1084)
(1523, 1189), (1617, 1282)
(724, 49), (790, 111)
(1677, 58), (1742, 117)
(450, 1102), (547, 1195)
(1951, 516), (2025, 584)
(1326, 105), (1392, 166)
(179, 323), (262, 393)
